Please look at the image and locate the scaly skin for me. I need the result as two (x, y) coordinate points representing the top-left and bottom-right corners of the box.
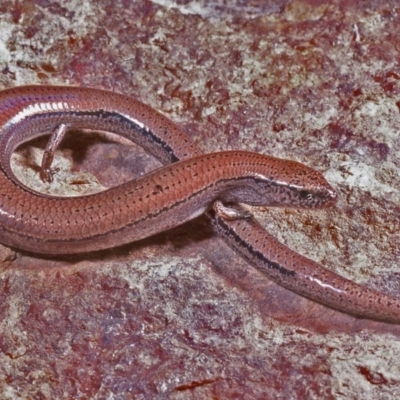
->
(212, 214), (400, 323)
(0, 85), (399, 323)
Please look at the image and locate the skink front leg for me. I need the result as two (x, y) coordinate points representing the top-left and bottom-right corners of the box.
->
(40, 123), (69, 182)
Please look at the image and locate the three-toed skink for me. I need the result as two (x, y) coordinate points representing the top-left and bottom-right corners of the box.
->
(0, 85), (399, 323)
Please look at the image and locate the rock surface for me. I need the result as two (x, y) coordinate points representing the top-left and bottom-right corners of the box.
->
(0, 0), (399, 398)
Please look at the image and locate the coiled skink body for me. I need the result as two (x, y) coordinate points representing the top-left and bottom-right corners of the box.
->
(1, 85), (399, 323)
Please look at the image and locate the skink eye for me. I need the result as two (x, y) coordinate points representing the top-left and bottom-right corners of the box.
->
(298, 189), (311, 199)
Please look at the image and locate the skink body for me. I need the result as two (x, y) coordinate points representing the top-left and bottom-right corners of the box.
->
(0, 86), (334, 254)
(0, 85), (399, 323)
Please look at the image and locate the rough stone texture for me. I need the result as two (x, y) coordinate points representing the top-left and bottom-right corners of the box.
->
(0, 0), (400, 399)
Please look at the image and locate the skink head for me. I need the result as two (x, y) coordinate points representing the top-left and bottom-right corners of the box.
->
(223, 152), (337, 209)
(268, 157), (337, 208)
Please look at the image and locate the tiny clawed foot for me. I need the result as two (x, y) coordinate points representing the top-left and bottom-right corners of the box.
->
(213, 200), (252, 221)
(39, 123), (69, 183)
(40, 167), (57, 183)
